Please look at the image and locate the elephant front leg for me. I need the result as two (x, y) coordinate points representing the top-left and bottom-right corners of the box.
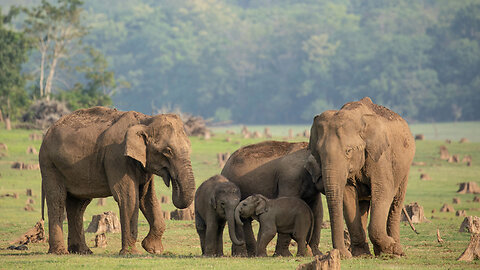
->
(308, 193), (323, 256)
(139, 180), (165, 254)
(256, 224), (276, 257)
(111, 180), (141, 255)
(204, 222), (220, 256)
(343, 185), (371, 257)
(66, 195), (92, 254)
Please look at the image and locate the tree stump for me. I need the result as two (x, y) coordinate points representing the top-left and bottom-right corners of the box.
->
(457, 182), (480, 194)
(162, 210), (171, 220)
(217, 152), (231, 168)
(0, 143), (8, 151)
(203, 131), (211, 140)
(448, 154), (460, 163)
(439, 145), (450, 160)
(459, 138), (469, 143)
(26, 146), (38, 155)
(86, 211), (121, 234)
(241, 126), (249, 136)
(440, 204), (455, 213)
(170, 204), (194, 221)
(10, 220), (46, 245)
(94, 233), (107, 248)
(473, 196), (480, 203)
(303, 129), (310, 138)
(11, 162), (39, 170)
(96, 198), (106, 206)
(420, 173), (431, 181)
(24, 204), (34, 211)
(296, 249), (340, 270)
(288, 129), (294, 139)
(459, 216), (480, 233)
(453, 197), (461, 204)
(415, 134), (424, 140)
(402, 202), (429, 223)
(26, 198), (34, 205)
(252, 131), (262, 138)
(1, 193), (18, 199)
(26, 189), (33, 196)
(160, 195), (170, 204)
(457, 233), (480, 261)
(225, 137), (232, 142)
(29, 133), (43, 141)
(462, 155), (472, 166)
(445, 139), (452, 144)
(264, 127), (272, 138)
(437, 229), (444, 245)
(456, 210), (467, 217)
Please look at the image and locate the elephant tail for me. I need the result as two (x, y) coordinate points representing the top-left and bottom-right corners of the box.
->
(41, 181), (45, 221)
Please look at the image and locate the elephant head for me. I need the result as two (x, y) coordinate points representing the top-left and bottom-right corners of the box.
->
(211, 183), (244, 246)
(308, 97), (389, 258)
(235, 194), (269, 226)
(124, 114), (195, 209)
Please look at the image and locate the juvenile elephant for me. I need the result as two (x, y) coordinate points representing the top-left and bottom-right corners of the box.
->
(39, 107), (195, 255)
(235, 195), (314, 257)
(309, 97), (415, 258)
(195, 175), (244, 256)
(221, 141), (323, 256)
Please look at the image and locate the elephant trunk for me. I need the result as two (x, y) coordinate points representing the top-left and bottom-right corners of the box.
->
(171, 157), (195, 209)
(323, 165), (350, 258)
(235, 205), (244, 226)
(227, 208), (244, 246)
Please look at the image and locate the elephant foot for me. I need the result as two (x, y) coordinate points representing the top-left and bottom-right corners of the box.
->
(373, 241), (404, 257)
(119, 246), (141, 255)
(231, 244), (248, 257)
(351, 242), (371, 257)
(338, 247), (352, 259)
(142, 237), (164, 254)
(310, 246), (323, 256)
(273, 248), (292, 257)
(48, 247), (69, 255)
(68, 244), (93, 255)
(256, 252), (268, 257)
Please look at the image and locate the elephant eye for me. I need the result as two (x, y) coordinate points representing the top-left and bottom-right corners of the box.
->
(163, 147), (174, 157)
(345, 147), (353, 158)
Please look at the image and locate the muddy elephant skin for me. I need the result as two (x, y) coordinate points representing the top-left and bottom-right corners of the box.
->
(221, 141), (323, 257)
(309, 97), (415, 258)
(235, 195), (314, 257)
(39, 106), (195, 255)
(195, 175), (244, 256)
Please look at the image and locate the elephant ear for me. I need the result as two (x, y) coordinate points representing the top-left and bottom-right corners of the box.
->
(361, 114), (390, 162)
(124, 125), (148, 168)
(254, 195), (268, 216)
(210, 195), (216, 210)
(304, 154), (321, 183)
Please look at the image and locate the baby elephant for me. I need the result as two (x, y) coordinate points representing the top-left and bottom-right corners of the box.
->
(195, 175), (244, 256)
(235, 194), (313, 257)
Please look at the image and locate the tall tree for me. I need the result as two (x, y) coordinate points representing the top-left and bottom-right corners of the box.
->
(23, 0), (86, 100)
(0, 7), (30, 130)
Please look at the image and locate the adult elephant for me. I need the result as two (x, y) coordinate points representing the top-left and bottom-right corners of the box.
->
(221, 141), (323, 257)
(309, 97), (415, 258)
(39, 107), (195, 255)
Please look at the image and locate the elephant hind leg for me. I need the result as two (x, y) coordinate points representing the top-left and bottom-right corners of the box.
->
(66, 194), (92, 254)
(42, 166), (68, 254)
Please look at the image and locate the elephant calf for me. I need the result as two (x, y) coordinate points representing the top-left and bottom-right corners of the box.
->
(235, 194), (313, 257)
(195, 175), (244, 256)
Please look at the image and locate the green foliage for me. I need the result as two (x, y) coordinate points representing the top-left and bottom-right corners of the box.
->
(0, 7), (30, 120)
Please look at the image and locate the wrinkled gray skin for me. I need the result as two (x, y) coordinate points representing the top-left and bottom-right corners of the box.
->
(309, 97), (415, 258)
(235, 195), (314, 257)
(195, 175), (244, 256)
(39, 107), (195, 255)
(221, 141), (323, 257)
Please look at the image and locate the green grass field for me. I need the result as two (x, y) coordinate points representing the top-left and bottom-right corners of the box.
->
(0, 122), (479, 269)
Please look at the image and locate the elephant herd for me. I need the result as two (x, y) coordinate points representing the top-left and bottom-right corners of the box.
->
(39, 97), (415, 259)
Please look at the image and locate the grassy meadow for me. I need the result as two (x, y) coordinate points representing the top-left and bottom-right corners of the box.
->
(0, 121), (479, 269)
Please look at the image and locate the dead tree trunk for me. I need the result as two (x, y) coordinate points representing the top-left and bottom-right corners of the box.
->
(457, 233), (480, 261)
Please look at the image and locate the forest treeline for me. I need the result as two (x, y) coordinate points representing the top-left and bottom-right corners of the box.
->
(3, 0), (480, 124)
